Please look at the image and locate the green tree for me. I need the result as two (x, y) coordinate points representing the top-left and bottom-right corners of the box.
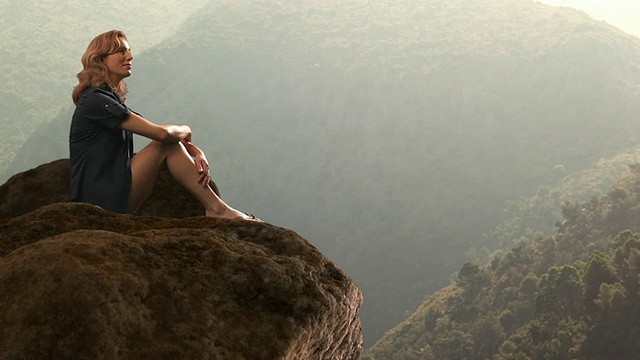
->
(583, 251), (617, 311)
(580, 282), (632, 359)
(535, 265), (583, 320)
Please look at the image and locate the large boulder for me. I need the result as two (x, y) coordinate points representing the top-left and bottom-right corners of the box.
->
(0, 158), (220, 219)
(0, 201), (363, 359)
(0, 159), (362, 360)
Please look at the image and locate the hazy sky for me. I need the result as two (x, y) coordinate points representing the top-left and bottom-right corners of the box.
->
(537, 0), (640, 37)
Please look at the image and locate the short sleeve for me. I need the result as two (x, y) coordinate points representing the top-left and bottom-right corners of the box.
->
(103, 101), (131, 121)
(80, 87), (132, 130)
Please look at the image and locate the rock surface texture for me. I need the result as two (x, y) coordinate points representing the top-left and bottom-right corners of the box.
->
(0, 158), (220, 219)
(0, 163), (363, 359)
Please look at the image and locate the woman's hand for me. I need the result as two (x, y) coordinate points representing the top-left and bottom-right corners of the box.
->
(181, 140), (211, 187)
(194, 151), (211, 187)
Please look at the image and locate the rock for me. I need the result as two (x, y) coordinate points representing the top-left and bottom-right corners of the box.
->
(0, 159), (70, 219)
(0, 202), (363, 359)
(0, 158), (221, 219)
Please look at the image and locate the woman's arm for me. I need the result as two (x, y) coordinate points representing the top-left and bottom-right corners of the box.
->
(182, 140), (211, 186)
(181, 139), (204, 157)
(118, 112), (192, 143)
(119, 113), (212, 186)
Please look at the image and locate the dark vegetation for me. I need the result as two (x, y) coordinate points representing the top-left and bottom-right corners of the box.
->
(367, 165), (640, 359)
(5, 0), (640, 345)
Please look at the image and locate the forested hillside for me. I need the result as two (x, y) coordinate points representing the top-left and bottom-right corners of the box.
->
(6, 0), (640, 345)
(0, 0), (207, 176)
(474, 147), (640, 258)
(367, 164), (640, 359)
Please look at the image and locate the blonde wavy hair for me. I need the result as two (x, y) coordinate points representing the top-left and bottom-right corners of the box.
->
(72, 30), (129, 104)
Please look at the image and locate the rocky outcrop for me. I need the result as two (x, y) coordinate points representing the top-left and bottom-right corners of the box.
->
(0, 166), (363, 359)
(0, 158), (220, 219)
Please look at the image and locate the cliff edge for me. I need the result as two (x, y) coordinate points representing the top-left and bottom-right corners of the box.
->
(0, 161), (363, 359)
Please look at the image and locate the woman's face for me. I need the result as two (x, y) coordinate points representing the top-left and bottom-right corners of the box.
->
(104, 39), (133, 84)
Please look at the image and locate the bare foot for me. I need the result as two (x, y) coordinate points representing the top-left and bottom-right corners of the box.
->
(240, 212), (262, 222)
(206, 208), (262, 222)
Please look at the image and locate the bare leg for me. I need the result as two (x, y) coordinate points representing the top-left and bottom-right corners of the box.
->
(129, 141), (252, 219)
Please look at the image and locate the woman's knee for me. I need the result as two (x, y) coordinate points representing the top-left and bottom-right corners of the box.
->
(140, 140), (178, 155)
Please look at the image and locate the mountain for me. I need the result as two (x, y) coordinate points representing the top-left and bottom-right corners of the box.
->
(0, 0), (207, 175)
(366, 163), (640, 359)
(475, 147), (640, 256)
(7, 0), (640, 345)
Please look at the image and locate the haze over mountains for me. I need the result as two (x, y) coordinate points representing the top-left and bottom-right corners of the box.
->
(3, 0), (640, 346)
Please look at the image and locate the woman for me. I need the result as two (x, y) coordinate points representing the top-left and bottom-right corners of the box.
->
(69, 30), (257, 220)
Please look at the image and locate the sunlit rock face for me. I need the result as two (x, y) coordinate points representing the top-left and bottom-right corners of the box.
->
(0, 158), (219, 219)
(0, 166), (363, 359)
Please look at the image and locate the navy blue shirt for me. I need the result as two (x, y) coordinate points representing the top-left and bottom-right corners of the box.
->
(69, 85), (134, 213)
